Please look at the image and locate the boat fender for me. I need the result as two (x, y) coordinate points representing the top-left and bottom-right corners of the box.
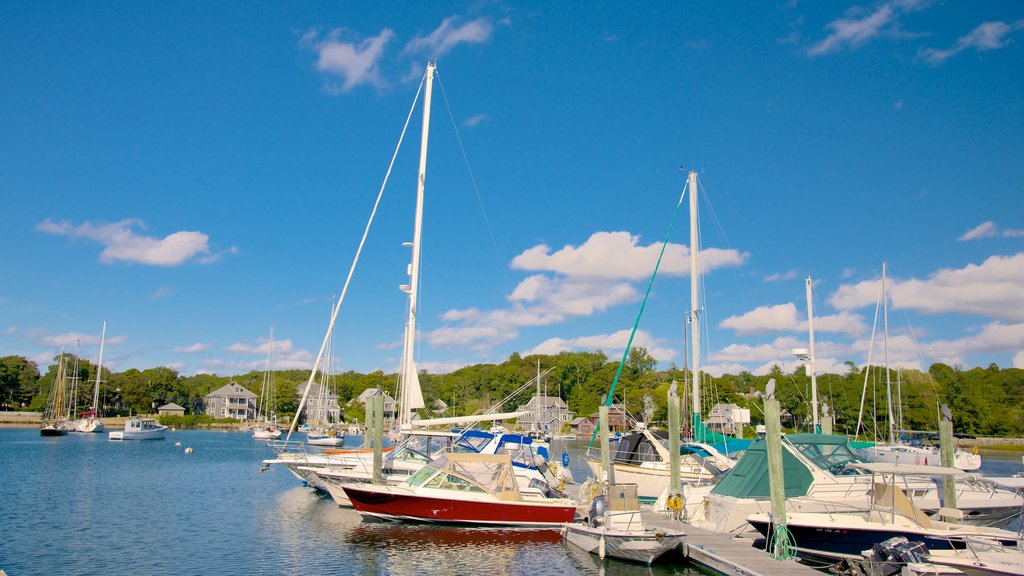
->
(598, 535), (605, 559)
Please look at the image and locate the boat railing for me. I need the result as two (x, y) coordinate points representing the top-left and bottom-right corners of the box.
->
(269, 440), (309, 455)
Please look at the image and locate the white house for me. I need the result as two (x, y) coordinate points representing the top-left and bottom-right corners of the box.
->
(204, 382), (258, 420)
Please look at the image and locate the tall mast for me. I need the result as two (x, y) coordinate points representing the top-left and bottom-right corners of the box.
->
(398, 62), (433, 428)
(92, 321), (106, 414)
(882, 262), (894, 445)
(806, 277), (819, 432)
(688, 170), (702, 438)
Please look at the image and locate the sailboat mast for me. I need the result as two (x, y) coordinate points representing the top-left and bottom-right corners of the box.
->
(687, 170), (702, 437)
(882, 262), (894, 445)
(398, 62), (434, 428)
(806, 277), (819, 432)
(92, 320), (106, 414)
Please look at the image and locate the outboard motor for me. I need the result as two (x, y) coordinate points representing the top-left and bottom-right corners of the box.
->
(588, 495), (608, 528)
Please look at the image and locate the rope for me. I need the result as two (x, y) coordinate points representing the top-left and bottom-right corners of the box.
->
(588, 180), (688, 447)
(285, 70), (425, 443)
(767, 522), (798, 560)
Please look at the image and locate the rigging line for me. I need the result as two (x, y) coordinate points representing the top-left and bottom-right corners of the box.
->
(588, 180), (688, 447)
(434, 71), (507, 286)
(286, 71), (426, 443)
(855, 277), (884, 440)
(697, 176), (755, 309)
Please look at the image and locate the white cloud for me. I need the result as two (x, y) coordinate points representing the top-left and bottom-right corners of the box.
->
(920, 19), (1024, 65)
(958, 221), (998, 241)
(463, 113), (488, 127)
(416, 360), (467, 374)
(150, 286), (174, 300)
(828, 253), (1024, 321)
(302, 28), (394, 92)
(764, 269), (799, 282)
(720, 303), (867, 337)
(808, 4), (895, 56)
(1014, 351), (1024, 369)
(173, 342), (209, 354)
(511, 231), (746, 280)
(414, 230), (746, 359)
(38, 331), (127, 347)
(403, 16), (492, 57)
(958, 221), (1024, 241)
(527, 329), (676, 363)
(224, 337), (296, 355)
(721, 303), (801, 334)
(808, 0), (929, 56)
(36, 218), (232, 267)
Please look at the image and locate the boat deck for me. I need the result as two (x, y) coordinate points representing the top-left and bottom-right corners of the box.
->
(642, 512), (820, 576)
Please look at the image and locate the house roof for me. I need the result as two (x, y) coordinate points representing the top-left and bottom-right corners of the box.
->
(158, 402), (185, 410)
(570, 417), (591, 425)
(206, 382), (257, 399)
(356, 388), (396, 403)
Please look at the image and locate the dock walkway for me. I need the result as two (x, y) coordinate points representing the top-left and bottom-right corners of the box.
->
(642, 512), (820, 576)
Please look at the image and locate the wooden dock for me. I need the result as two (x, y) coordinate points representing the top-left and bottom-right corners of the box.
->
(642, 512), (821, 576)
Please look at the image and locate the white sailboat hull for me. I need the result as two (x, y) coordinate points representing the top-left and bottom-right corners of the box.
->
(562, 522), (685, 564)
(857, 445), (981, 471)
(71, 417), (105, 433)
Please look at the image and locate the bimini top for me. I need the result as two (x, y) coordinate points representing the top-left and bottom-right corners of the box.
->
(712, 433), (865, 499)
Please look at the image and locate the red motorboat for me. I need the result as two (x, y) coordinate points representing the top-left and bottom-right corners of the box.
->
(342, 452), (578, 527)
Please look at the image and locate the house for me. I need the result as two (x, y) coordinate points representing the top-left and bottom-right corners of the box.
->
(705, 402), (751, 436)
(432, 398), (448, 415)
(157, 402), (186, 416)
(516, 394), (574, 434)
(204, 382), (258, 420)
(570, 416), (595, 438)
(588, 403), (628, 432)
(296, 382), (342, 423)
(355, 388), (398, 421)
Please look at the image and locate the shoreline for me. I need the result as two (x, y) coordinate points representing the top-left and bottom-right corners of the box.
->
(3, 412), (1024, 449)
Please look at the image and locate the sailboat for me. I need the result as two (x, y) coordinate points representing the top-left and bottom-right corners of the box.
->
(855, 263), (981, 471)
(40, 350), (71, 436)
(306, 318), (344, 446)
(586, 171), (738, 501)
(253, 327), (282, 440)
(280, 63), (435, 450)
(71, 321), (106, 433)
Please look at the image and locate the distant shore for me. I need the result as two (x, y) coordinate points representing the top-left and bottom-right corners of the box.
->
(0, 412), (239, 431)
(3, 411), (1023, 449)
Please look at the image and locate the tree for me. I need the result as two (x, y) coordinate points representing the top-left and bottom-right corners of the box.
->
(0, 355), (40, 409)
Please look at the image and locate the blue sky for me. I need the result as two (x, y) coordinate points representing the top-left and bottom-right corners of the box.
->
(2, 1), (1023, 379)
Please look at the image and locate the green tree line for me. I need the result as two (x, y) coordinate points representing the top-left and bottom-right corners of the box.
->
(2, 351), (1022, 436)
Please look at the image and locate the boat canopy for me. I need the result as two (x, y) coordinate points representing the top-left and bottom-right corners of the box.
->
(711, 433), (865, 499)
(406, 452), (522, 502)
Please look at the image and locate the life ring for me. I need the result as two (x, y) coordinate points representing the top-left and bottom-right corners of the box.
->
(972, 445), (979, 455)
(666, 495), (684, 512)
(327, 429), (336, 437)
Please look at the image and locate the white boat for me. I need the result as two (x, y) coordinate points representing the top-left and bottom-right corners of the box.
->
(109, 418), (167, 441)
(563, 484), (685, 564)
(586, 427), (734, 502)
(252, 327), (282, 440)
(71, 321), (106, 434)
(745, 463), (1024, 576)
(687, 433), (1022, 534)
(853, 264), (981, 472)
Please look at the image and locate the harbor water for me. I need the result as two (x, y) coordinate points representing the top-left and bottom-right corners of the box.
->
(1, 429), (1021, 575)
(0, 429), (694, 576)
